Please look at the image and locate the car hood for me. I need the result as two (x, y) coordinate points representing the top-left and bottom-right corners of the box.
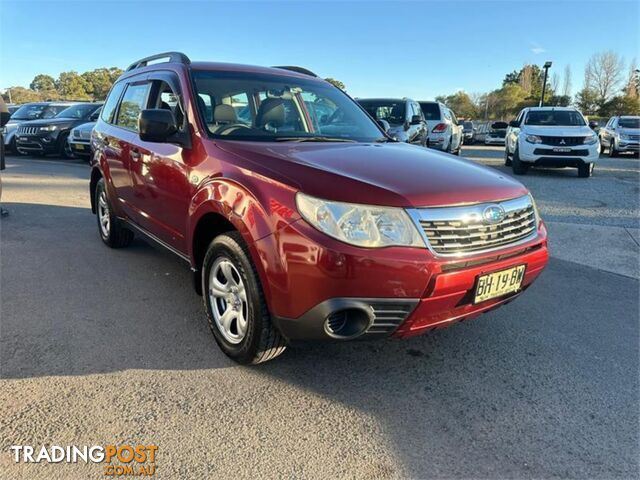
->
(19, 118), (81, 128)
(72, 121), (96, 132)
(521, 125), (594, 137)
(217, 141), (528, 208)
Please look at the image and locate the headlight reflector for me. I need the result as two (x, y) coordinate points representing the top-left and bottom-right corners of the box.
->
(525, 134), (542, 144)
(39, 125), (58, 132)
(583, 133), (598, 145)
(296, 193), (425, 248)
(528, 193), (542, 228)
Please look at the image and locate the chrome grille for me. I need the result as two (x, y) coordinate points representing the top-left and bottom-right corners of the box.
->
(627, 134), (640, 141)
(18, 126), (39, 135)
(409, 195), (537, 256)
(365, 301), (416, 335)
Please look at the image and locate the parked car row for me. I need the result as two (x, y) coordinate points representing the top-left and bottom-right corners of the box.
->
(598, 115), (640, 157)
(3, 101), (101, 159)
(356, 98), (464, 154)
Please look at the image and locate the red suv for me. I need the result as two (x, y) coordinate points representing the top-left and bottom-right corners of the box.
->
(90, 52), (548, 364)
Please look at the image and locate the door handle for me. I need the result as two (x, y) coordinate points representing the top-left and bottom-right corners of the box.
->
(130, 149), (141, 161)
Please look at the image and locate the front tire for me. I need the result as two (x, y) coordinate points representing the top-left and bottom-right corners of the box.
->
(202, 232), (286, 364)
(59, 133), (73, 159)
(511, 147), (528, 175)
(504, 145), (512, 166)
(578, 162), (594, 178)
(95, 178), (134, 248)
(609, 141), (618, 157)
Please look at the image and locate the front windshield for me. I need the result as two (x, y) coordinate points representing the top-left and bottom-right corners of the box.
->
(525, 110), (586, 126)
(618, 118), (640, 129)
(463, 121), (473, 129)
(358, 100), (406, 125)
(55, 104), (99, 119)
(10, 104), (47, 120)
(192, 70), (383, 142)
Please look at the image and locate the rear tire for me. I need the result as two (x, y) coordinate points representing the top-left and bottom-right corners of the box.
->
(511, 147), (528, 175)
(95, 178), (134, 248)
(578, 162), (594, 178)
(202, 232), (286, 365)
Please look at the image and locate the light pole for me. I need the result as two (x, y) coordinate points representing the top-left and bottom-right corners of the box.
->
(539, 61), (552, 107)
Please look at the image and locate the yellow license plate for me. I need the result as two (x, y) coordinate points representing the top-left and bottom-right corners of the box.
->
(474, 265), (526, 303)
(73, 144), (85, 150)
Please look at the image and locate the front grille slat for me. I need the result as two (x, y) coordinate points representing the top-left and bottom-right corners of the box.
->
(413, 196), (537, 255)
(18, 126), (40, 135)
(364, 302), (416, 335)
(539, 136), (585, 146)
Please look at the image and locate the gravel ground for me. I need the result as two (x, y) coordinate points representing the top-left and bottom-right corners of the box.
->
(463, 145), (640, 228)
(1, 151), (638, 479)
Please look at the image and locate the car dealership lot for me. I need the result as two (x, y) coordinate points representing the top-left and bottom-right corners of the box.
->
(1, 149), (638, 478)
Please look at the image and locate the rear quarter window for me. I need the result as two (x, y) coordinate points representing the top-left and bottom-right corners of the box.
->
(101, 82), (126, 124)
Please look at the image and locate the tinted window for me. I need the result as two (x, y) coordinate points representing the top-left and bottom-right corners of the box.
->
(419, 102), (441, 120)
(358, 100), (406, 125)
(55, 103), (101, 120)
(525, 110), (586, 126)
(618, 118), (639, 128)
(10, 103), (64, 120)
(116, 83), (150, 131)
(102, 82), (126, 124)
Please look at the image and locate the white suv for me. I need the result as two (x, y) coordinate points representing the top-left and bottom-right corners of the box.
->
(505, 107), (599, 178)
(419, 101), (463, 155)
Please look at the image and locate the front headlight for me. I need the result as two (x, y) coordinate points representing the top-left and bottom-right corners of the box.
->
(296, 193), (425, 248)
(525, 134), (542, 144)
(528, 193), (542, 228)
(583, 133), (598, 145)
(39, 125), (58, 132)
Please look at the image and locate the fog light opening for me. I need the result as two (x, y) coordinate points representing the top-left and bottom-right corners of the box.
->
(324, 308), (372, 339)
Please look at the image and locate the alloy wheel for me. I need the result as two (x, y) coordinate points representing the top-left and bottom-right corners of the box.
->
(208, 258), (249, 344)
(98, 190), (111, 237)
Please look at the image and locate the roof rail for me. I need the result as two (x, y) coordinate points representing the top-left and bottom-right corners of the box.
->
(126, 52), (191, 71)
(272, 66), (318, 77)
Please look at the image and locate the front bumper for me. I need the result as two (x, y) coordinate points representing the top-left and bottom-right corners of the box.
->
(69, 139), (91, 156)
(16, 133), (61, 154)
(265, 217), (549, 342)
(519, 140), (599, 164)
(617, 140), (640, 152)
(485, 137), (506, 145)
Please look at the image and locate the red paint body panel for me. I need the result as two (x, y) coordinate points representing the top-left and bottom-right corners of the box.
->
(92, 60), (549, 342)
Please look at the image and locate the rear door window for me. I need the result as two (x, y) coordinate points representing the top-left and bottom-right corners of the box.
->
(420, 103), (441, 120)
(116, 83), (150, 131)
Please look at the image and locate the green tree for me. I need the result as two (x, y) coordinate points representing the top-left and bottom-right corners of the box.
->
(30, 74), (56, 92)
(324, 78), (346, 91)
(82, 67), (123, 100)
(599, 94), (640, 117)
(435, 91), (479, 118)
(56, 71), (91, 100)
(492, 84), (528, 119)
(4, 86), (44, 104)
(575, 88), (600, 116)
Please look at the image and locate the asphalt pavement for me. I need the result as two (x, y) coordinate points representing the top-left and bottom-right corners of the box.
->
(0, 148), (638, 479)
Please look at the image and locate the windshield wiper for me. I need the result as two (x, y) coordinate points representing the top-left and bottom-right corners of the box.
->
(274, 136), (356, 143)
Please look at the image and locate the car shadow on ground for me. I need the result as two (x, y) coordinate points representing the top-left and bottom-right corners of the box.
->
(1, 202), (638, 477)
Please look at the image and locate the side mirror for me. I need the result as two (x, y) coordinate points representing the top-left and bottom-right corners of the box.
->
(376, 119), (390, 132)
(509, 120), (520, 128)
(410, 115), (422, 125)
(139, 109), (178, 143)
(588, 120), (599, 130)
(0, 111), (9, 128)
